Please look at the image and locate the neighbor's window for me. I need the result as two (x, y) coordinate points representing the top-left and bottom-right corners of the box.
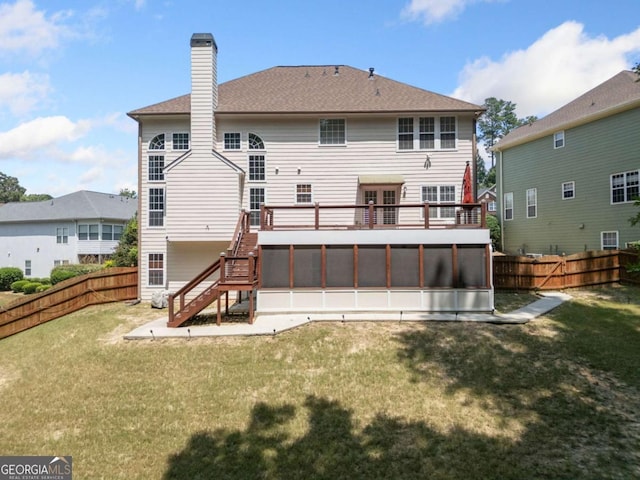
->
(611, 170), (639, 204)
(224, 132), (241, 150)
(504, 192), (514, 220)
(526, 188), (537, 218)
(296, 184), (313, 204)
(101, 224), (123, 241)
(54, 260), (70, 267)
(248, 155), (266, 182)
(148, 253), (164, 286)
(562, 181), (575, 200)
(554, 131), (564, 149)
(319, 119), (345, 145)
(172, 133), (189, 150)
(25, 260), (31, 276)
(248, 133), (265, 150)
(149, 134), (165, 150)
(399, 116), (456, 150)
(488, 201), (497, 212)
(148, 188), (165, 227)
(56, 227), (68, 244)
(148, 155), (164, 181)
(601, 231), (618, 250)
(78, 224), (99, 240)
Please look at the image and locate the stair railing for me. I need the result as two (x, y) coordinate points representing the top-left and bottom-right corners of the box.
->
(167, 259), (221, 326)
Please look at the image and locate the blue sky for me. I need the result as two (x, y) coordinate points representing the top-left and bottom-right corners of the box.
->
(0, 0), (639, 197)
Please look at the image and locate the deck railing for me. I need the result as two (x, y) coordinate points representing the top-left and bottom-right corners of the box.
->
(260, 202), (486, 230)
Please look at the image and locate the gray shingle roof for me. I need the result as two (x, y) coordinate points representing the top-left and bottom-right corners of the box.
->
(128, 65), (483, 117)
(495, 70), (640, 150)
(0, 191), (137, 223)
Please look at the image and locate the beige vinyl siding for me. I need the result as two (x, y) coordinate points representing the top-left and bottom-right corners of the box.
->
(217, 114), (475, 226)
(190, 41), (216, 149)
(167, 241), (227, 294)
(500, 107), (640, 255)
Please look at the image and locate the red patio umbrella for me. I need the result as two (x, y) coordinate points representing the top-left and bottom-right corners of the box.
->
(462, 161), (473, 204)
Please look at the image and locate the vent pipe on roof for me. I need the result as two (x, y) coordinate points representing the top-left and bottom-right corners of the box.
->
(368, 67), (375, 79)
(334, 66), (339, 76)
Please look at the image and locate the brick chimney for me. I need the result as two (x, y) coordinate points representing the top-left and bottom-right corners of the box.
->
(190, 33), (217, 151)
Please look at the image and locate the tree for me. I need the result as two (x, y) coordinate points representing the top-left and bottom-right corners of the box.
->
(21, 193), (53, 202)
(0, 172), (26, 203)
(477, 98), (538, 168)
(119, 188), (137, 199)
(475, 153), (488, 187)
(633, 62), (640, 76)
(112, 215), (138, 267)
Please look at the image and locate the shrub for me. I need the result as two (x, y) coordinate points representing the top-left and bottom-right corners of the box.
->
(22, 282), (42, 294)
(486, 214), (501, 251)
(11, 280), (30, 293)
(36, 284), (52, 293)
(0, 267), (23, 291)
(103, 260), (115, 268)
(50, 264), (104, 285)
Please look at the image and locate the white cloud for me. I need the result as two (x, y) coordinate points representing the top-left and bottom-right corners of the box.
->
(0, 0), (73, 57)
(452, 22), (640, 117)
(0, 116), (89, 158)
(402, 0), (500, 25)
(79, 165), (104, 184)
(0, 71), (51, 116)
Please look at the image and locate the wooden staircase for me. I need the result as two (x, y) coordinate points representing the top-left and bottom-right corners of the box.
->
(167, 212), (258, 328)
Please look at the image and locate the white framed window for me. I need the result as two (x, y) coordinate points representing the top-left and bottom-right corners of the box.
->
(248, 133), (265, 150)
(148, 253), (164, 286)
(148, 188), (165, 227)
(421, 185), (456, 218)
(25, 260), (31, 276)
(172, 133), (189, 150)
(149, 134), (165, 150)
(296, 184), (313, 204)
(398, 116), (457, 150)
(224, 132), (241, 150)
(319, 119), (345, 145)
(249, 187), (265, 226)
(148, 155), (164, 181)
(504, 192), (514, 221)
(78, 224), (99, 240)
(248, 155), (266, 182)
(562, 181), (575, 200)
(101, 224), (124, 241)
(611, 170), (639, 204)
(56, 227), (68, 244)
(526, 188), (537, 218)
(601, 231), (618, 250)
(488, 201), (496, 212)
(554, 131), (564, 149)
(54, 260), (70, 267)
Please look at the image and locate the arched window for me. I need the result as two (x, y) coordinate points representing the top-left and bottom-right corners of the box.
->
(149, 134), (165, 150)
(248, 133), (265, 150)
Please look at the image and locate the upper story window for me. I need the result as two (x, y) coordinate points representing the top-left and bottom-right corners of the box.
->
(526, 188), (537, 218)
(149, 134), (165, 150)
(562, 181), (575, 200)
(224, 132), (241, 150)
(78, 224), (99, 240)
(398, 116), (457, 150)
(248, 155), (266, 182)
(319, 119), (345, 145)
(488, 201), (497, 212)
(611, 170), (639, 204)
(172, 133), (189, 150)
(554, 131), (564, 149)
(504, 192), (514, 221)
(148, 155), (164, 181)
(149, 188), (165, 227)
(101, 224), (124, 241)
(56, 227), (68, 244)
(248, 133), (265, 150)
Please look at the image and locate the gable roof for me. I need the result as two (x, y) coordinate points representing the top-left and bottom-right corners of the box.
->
(495, 70), (640, 150)
(0, 191), (137, 223)
(128, 65), (482, 117)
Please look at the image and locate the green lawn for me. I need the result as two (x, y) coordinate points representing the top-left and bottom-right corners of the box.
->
(1, 287), (639, 479)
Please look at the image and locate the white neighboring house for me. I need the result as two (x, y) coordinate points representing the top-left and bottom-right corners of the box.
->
(128, 33), (487, 303)
(0, 191), (137, 279)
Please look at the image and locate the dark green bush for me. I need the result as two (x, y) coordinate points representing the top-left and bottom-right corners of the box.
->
(50, 264), (104, 285)
(11, 279), (30, 293)
(0, 267), (23, 291)
(22, 282), (42, 294)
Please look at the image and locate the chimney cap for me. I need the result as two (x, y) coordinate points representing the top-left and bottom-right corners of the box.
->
(191, 33), (217, 50)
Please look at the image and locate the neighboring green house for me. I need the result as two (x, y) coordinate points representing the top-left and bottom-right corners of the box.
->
(494, 70), (640, 255)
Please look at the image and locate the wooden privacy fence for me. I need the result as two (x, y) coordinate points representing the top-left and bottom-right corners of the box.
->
(493, 250), (638, 291)
(0, 267), (138, 340)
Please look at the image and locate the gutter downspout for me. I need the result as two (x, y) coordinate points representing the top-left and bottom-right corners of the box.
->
(497, 149), (505, 252)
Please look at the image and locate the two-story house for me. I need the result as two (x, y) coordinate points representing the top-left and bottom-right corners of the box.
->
(128, 33), (492, 325)
(494, 70), (640, 255)
(0, 190), (137, 278)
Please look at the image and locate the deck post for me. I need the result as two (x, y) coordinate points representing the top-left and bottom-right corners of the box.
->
(368, 201), (374, 229)
(481, 202), (487, 228)
(315, 202), (320, 230)
(424, 203), (430, 229)
(219, 252), (226, 283)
